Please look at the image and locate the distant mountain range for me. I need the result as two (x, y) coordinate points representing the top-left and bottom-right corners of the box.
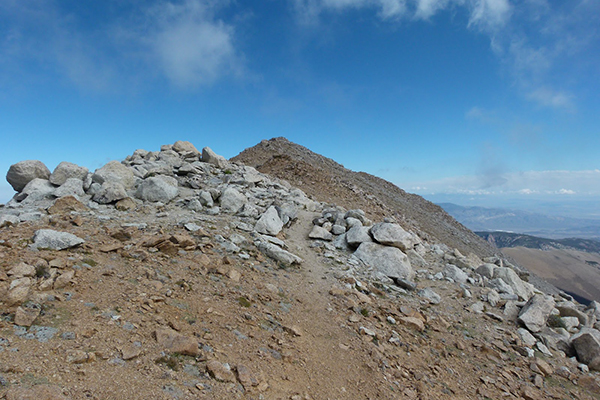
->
(476, 231), (600, 253)
(439, 202), (600, 240)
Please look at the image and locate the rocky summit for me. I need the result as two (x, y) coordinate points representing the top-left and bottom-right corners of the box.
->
(0, 139), (599, 399)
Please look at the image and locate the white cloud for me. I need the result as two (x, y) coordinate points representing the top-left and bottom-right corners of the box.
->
(0, 0), (242, 91)
(149, 1), (239, 87)
(402, 170), (600, 197)
(526, 87), (575, 110)
(467, 0), (512, 32)
(557, 188), (575, 195)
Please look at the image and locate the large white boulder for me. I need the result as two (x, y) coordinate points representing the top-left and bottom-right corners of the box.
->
(354, 242), (413, 281)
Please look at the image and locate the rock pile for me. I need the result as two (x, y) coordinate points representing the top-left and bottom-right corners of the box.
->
(1, 140), (599, 399)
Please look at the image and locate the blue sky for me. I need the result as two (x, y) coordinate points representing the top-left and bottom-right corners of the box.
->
(1, 0), (599, 217)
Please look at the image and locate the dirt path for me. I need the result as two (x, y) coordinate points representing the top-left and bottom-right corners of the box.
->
(266, 211), (391, 400)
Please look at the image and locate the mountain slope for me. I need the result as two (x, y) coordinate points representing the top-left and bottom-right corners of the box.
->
(232, 137), (497, 258)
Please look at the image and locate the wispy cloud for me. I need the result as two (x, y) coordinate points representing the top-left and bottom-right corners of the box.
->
(291, 0), (599, 111)
(0, 0), (242, 92)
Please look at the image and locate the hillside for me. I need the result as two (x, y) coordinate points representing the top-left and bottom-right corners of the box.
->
(232, 138), (497, 259)
(1, 140), (600, 399)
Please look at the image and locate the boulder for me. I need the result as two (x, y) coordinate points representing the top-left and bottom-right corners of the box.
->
(219, 187), (246, 214)
(92, 181), (128, 204)
(54, 178), (86, 199)
(370, 222), (415, 251)
(308, 225), (333, 241)
(135, 176), (178, 203)
(49, 161), (88, 186)
(255, 206), (283, 236)
(443, 264), (468, 284)
(6, 160), (51, 192)
(345, 225), (372, 247)
(476, 264), (496, 279)
(31, 229), (84, 250)
(518, 294), (556, 333)
(354, 242), (413, 281)
(202, 146), (228, 168)
(92, 161), (135, 189)
(20, 178), (56, 203)
(172, 140), (200, 156)
(199, 190), (214, 207)
(494, 267), (535, 301)
(571, 328), (600, 371)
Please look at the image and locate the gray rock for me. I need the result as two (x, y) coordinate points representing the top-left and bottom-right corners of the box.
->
(202, 147), (228, 168)
(93, 181), (128, 204)
(255, 206), (283, 236)
(256, 241), (303, 267)
(494, 267), (535, 301)
(345, 225), (372, 247)
(331, 224), (346, 235)
(443, 264), (468, 284)
(557, 305), (589, 327)
(92, 161), (135, 190)
(571, 328), (600, 371)
(0, 214), (20, 228)
(517, 328), (537, 347)
(562, 316), (581, 331)
(32, 229), (84, 250)
(418, 287), (441, 304)
(486, 289), (501, 307)
(6, 160), (51, 192)
(219, 187), (246, 214)
(20, 178), (55, 203)
(518, 294), (556, 333)
(354, 242), (413, 281)
(488, 278), (515, 295)
(135, 177), (179, 203)
(345, 217), (362, 229)
(172, 140), (200, 156)
(370, 222), (415, 251)
(476, 263), (495, 279)
(49, 161), (88, 186)
(54, 178), (85, 199)
(308, 225), (333, 241)
(199, 190), (214, 207)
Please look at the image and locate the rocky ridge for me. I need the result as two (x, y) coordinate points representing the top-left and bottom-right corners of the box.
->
(0, 140), (599, 399)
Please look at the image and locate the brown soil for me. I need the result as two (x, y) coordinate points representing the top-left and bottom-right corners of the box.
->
(1, 209), (599, 399)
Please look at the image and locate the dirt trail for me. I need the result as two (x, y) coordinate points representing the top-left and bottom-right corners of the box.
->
(266, 211), (390, 399)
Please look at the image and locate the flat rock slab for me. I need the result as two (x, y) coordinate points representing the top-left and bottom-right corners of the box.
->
(354, 242), (413, 281)
(370, 222), (414, 251)
(518, 294), (555, 333)
(31, 229), (84, 250)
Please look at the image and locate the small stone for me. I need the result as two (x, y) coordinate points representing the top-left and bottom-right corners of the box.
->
(155, 328), (200, 356)
(121, 344), (142, 360)
(235, 364), (258, 389)
(14, 305), (41, 327)
(399, 316), (425, 332)
(206, 360), (235, 382)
